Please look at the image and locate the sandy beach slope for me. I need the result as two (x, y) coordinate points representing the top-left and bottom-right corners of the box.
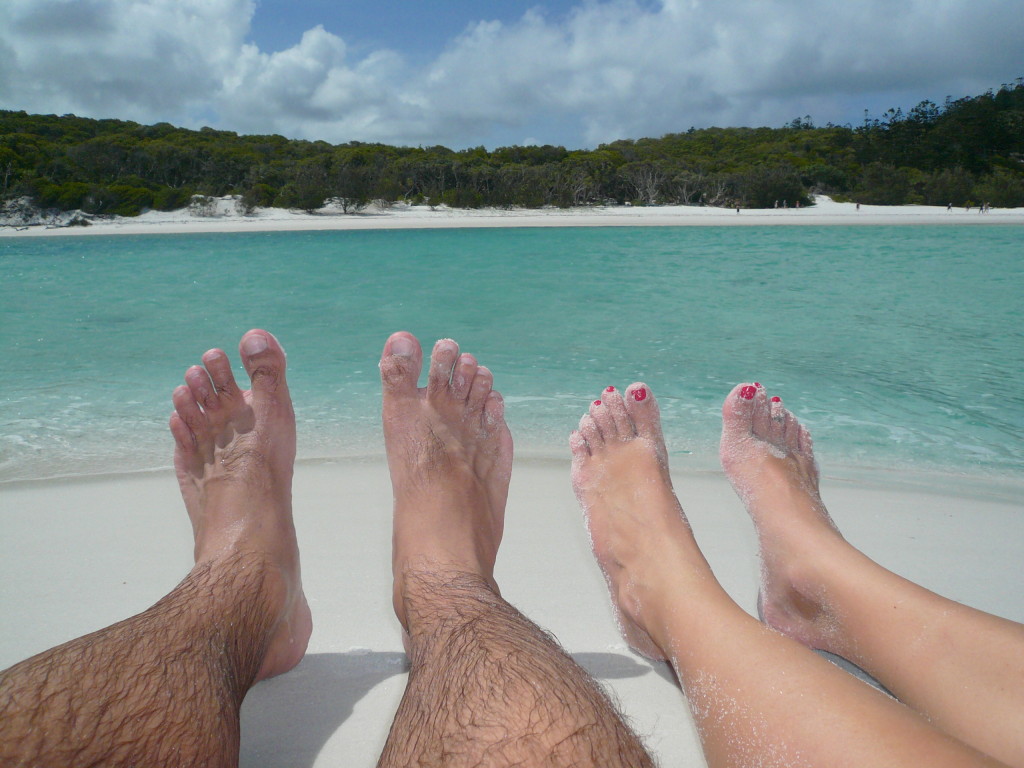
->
(2, 196), (1023, 237)
(2, 458), (1021, 766)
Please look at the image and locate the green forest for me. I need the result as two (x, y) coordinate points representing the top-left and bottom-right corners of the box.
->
(1, 79), (1022, 217)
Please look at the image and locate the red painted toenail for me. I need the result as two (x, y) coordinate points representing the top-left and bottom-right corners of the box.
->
(771, 396), (782, 402)
(605, 386), (616, 392)
(632, 387), (647, 402)
(593, 400), (602, 406)
(754, 382), (763, 388)
(739, 385), (757, 400)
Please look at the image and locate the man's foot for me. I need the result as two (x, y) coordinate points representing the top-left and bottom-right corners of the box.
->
(571, 385), (713, 661)
(169, 329), (312, 681)
(719, 383), (846, 650)
(380, 332), (513, 635)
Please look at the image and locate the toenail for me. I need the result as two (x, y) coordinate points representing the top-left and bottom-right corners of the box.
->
(242, 333), (268, 356)
(605, 386), (616, 392)
(771, 396), (782, 402)
(389, 335), (416, 357)
(739, 385), (757, 400)
(632, 387), (647, 402)
(754, 382), (763, 388)
(593, 400), (602, 406)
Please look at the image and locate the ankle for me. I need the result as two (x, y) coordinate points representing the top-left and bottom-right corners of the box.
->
(758, 539), (858, 651)
(398, 569), (500, 642)
(619, 549), (725, 643)
(203, 553), (289, 616)
(151, 556), (288, 693)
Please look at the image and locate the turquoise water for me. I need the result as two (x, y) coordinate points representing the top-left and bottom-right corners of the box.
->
(2, 225), (1022, 481)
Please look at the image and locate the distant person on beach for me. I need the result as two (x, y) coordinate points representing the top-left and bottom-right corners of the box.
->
(0, 330), (652, 767)
(571, 381), (1024, 767)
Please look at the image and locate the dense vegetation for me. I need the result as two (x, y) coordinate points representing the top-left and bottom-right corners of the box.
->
(1, 79), (1022, 217)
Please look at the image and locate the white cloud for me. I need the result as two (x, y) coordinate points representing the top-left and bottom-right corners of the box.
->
(0, 0), (1020, 148)
(217, 26), (416, 142)
(0, 0), (253, 124)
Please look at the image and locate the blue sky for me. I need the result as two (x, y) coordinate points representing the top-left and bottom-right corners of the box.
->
(247, 1), (592, 66)
(0, 0), (1021, 149)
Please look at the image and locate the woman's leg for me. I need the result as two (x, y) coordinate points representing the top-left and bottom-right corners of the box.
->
(571, 384), (1003, 768)
(720, 383), (1024, 767)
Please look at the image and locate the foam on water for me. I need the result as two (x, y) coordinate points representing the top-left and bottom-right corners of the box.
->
(2, 225), (1022, 482)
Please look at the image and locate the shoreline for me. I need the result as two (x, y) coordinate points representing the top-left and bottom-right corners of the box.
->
(4, 449), (1023, 502)
(2, 458), (1022, 766)
(3, 196), (1023, 237)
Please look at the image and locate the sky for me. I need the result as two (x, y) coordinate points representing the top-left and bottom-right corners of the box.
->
(0, 0), (1021, 150)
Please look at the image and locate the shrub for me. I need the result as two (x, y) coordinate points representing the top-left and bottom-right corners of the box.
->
(441, 188), (485, 208)
(189, 195), (218, 217)
(854, 163), (912, 205)
(275, 182), (326, 213)
(38, 181), (90, 210)
(972, 168), (1024, 207)
(106, 184), (154, 216)
(738, 166), (808, 208)
(238, 182), (275, 212)
(921, 168), (975, 206)
(153, 187), (192, 211)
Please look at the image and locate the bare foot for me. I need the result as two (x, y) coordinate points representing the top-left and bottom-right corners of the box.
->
(379, 332), (513, 635)
(169, 329), (312, 681)
(571, 384), (713, 661)
(719, 383), (846, 649)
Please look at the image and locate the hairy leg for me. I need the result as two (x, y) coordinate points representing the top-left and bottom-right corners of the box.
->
(571, 383), (1002, 768)
(722, 383), (1024, 767)
(378, 333), (652, 767)
(0, 330), (311, 768)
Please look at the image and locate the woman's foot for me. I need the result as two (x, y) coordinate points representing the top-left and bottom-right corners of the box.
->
(379, 332), (513, 636)
(570, 384), (716, 661)
(719, 383), (846, 650)
(169, 329), (312, 680)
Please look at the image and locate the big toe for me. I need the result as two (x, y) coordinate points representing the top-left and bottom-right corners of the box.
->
(239, 330), (290, 405)
(623, 383), (663, 441)
(721, 382), (761, 445)
(380, 331), (423, 399)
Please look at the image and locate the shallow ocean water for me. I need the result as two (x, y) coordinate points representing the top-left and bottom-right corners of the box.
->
(1, 225), (1022, 481)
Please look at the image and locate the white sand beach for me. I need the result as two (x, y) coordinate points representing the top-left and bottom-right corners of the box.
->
(2, 195), (1023, 237)
(3, 457), (1022, 766)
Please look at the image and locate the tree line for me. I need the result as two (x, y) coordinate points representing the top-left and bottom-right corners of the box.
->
(1, 79), (1022, 217)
